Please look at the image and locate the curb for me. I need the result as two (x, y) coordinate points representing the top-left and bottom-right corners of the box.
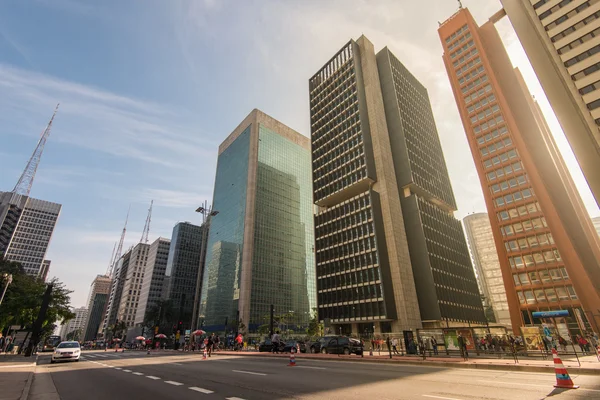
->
(212, 352), (600, 375)
(19, 370), (34, 400)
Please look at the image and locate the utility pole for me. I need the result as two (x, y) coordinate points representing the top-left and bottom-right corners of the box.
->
(269, 304), (274, 338)
(190, 202), (218, 331)
(0, 273), (13, 307)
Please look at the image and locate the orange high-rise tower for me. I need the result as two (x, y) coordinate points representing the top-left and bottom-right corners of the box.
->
(439, 7), (600, 334)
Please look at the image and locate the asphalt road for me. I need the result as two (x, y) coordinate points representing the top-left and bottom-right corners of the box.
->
(36, 350), (600, 400)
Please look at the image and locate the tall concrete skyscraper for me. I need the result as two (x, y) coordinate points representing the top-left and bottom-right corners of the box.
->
(439, 7), (600, 334)
(310, 36), (484, 335)
(116, 243), (150, 329)
(102, 251), (131, 335)
(0, 191), (61, 276)
(59, 307), (88, 340)
(463, 213), (511, 327)
(82, 274), (112, 341)
(135, 237), (170, 326)
(500, 0), (600, 207)
(199, 109), (316, 333)
(164, 222), (204, 332)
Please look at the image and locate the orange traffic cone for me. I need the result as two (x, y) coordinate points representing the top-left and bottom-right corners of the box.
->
(552, 348), (579, 389)
(288, 353), (296, 367)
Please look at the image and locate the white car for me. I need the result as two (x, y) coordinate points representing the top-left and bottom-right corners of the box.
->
(51, 341), (81, 363)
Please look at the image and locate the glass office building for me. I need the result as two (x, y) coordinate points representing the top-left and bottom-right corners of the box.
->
(199, 110), (316, 334)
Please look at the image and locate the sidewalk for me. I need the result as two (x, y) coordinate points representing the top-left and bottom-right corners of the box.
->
(209, 350), (600, 375)
(0, 354), (37, 369)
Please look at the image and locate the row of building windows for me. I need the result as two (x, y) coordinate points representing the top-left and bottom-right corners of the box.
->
(311, 92), (360, 140)
(473, 114), (504, 134)
(490, 173), (528, 194)
(445, 24), (469, 44)
(551, 9), (600, 42)
(310, 62), (355, 112)
(310, 42), (353, 92)
(483, 148), (517, 169)
(579, 79), (600, 94)
(315, 167), (368, 202)
(477, 126), (509, 146)
(544, 0), (597, 31)
(558, 26), (600, 54)
(539, 0), (574, 21)
(452, 48), (479, 70)
(317, 251), (379, 276)
(480, 131), (510, 156)
(461, 75), (490, 95)
(513, 268), (569, 287)
(509, 249), (562, 269)
(313, 117), (360, 157)
(456, 57), (481, 77)
(448, 31), (472, 51)
(450, 39), (475, 60)
(504, 232), (554, 253)
(314, 146), (365, 185)
(494, 187), (534, 207)
(497, 201), (543, 222)
(564, 43), (600, 67)
(471, 104), (500, 122)
(467, 92), (495, 112)
(459, 65), (485, 86)
(571, 60), (600, 80)
(318, 300), (386, 322)
(311, 83), (358, 128)
(517, 286), (577, 304)
(486, 160), (523, 181)
(464, 82), (491, 104)
(318, 266), (380, 291)
(501, 216), (548, 236)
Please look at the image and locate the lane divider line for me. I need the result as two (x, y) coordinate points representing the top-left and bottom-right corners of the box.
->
(165, 381), (184, 386)
(189, 387), (214, 394)
(232, 370), (266, 376)
(476, 379), (600, 393)
(132, 372), (144, 376)
(123, 369), (132, 372)
(146, 376), (161, 380)
(226, 398), (247, 400)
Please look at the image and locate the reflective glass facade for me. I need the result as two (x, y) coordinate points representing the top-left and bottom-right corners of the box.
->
(199, 112), (316, 334)
(200, 126), (250, 330)
(250, 125), (315, 331)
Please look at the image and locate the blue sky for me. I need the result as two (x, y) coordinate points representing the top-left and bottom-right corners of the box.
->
(1, 0), (598, 308)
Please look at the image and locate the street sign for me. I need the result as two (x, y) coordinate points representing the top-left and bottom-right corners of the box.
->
(532, 310), (569, 318)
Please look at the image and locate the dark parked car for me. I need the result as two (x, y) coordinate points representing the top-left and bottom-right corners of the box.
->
(318, 336), (363, 355)
(308, 336), (335, 353)
(283, 340), (306, 353)
(259, 339), (307, 353)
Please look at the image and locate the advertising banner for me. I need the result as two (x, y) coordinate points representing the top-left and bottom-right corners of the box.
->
(443, 329), (459, 350)
(457, 329), (475, 350)
(521, 327), (542, 351)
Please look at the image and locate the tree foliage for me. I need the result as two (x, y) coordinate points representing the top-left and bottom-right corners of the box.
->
(306, 308), (323, 337)
(0, 256), (75, 340)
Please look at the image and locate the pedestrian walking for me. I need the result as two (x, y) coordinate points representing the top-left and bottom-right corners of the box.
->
(577, 335), (589, 355)
(431, 337), (438, 355)
(558, 336), (568, 352)
(271, 331), (281, 354)
(457, 334), (468, 361)
(207, 334), (214, 357)
(391, 337), (400, 355)
(235, 333), (243, 351)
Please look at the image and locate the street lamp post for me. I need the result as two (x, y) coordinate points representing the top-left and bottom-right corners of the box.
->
(191, 205), (219, 331)
(0, 273), (13, 307)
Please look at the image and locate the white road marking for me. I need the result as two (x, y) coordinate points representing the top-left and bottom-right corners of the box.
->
(422, 395), (464, 400)
(132, 372), (144, 376)
(232, 370), (266, 376)
(146, 376), (161, 380)
(477, 380), (600, 393)
(123, 369), (132, 372)
(226, 398), (247, 400)
(165, 381), (184, 386)
(115, 368), (122, 370)
(189, 387), (214, 394)
(171, 362), (183, 365)
(296, 366), (326, 370)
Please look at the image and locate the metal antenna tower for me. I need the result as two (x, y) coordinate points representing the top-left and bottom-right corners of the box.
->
(13, 104), (59, 196)
(108, 207), (130, 277)
(140, 200), (153, 244)
(105, 242), (117, 276)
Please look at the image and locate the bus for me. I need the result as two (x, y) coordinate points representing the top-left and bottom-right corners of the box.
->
(42, 335), (62, 352)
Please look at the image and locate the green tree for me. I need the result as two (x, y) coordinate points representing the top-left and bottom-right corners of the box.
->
(0, 256), (74, 337)
(306, 308), (323, 337)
